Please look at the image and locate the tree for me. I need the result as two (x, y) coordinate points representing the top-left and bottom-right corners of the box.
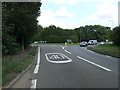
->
(2, 2), (42, 55)
(111, 26), (120, 45)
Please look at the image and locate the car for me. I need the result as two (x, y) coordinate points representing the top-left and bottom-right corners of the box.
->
(99, 42), (110, 45)
(88, 40), (97, 45)
(80, 41), (88, 47)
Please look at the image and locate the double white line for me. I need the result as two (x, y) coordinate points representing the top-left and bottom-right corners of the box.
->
(31, 46), (40, 89)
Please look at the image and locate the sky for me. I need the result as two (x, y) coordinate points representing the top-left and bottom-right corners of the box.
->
(37, 0), (119, 29)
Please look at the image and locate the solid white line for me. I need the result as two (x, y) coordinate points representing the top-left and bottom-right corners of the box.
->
(64, 50), (71, 54)
(31, 79), (37, 89)
(37, 47), (40, 65)
(33, 46), (40, 74)
(77, 56), (111, 72)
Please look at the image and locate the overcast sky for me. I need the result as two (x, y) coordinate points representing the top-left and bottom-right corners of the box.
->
(37, 0), (119, 29)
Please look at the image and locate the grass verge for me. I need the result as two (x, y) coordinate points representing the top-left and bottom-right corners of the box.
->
(87, 44), (120, 58)
(2, 47), (37, 86)
(0, 65), (2, 87)
(32, 43), (80, 45)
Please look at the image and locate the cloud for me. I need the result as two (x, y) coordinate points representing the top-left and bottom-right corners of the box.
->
(80, 2), (118, 27)
(38, 0), (119, 29)
(54, 6), (76, 18)
(37, 7), (76, 29)
(42, 0), (119, 5)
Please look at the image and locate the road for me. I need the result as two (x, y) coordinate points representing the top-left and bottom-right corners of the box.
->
(11, 45), (118, 88)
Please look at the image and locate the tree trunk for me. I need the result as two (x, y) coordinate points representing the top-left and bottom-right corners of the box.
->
(22, 36), (24, 51)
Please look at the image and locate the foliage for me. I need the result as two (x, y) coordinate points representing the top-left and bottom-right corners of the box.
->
(38, 25), (78, 43)
(74, 25), (110, 42)
(2, 2), (41, 55)
(110, 26), (120, 45)
(2, 47), (37, 85)
(34, 25), (110, 43)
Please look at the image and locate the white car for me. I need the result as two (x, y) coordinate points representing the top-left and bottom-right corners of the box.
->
(88, 40), (97, 45)
(99, 42), (110, 45)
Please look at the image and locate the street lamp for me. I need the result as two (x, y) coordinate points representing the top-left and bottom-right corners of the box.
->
(109, 20), (114, 30)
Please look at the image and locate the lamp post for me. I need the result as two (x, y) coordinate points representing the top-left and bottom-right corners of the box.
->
(109, 20), (114, 30)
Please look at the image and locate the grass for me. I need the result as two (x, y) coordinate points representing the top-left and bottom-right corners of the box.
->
(2, 47), (37, 86)
(0, 65), (2, 87)
(87, 44), (120, 58)
(32, 43), (80, 45)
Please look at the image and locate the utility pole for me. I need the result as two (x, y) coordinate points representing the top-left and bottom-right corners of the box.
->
(109, 20), (114, 30)
(22, 36), (24, 51)
(118, 1), (120, 26)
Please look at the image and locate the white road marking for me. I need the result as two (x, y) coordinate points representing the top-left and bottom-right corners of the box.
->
(33, 65), (39, 74)
(50, 55), (58, 59)
(33, 46), (40, 74)
(45, 53), (72, 63)
(64, 50), (72, 54)
(87, 50), (95, 53)
(37, 46), (40, 65)
(61, 46), (65, 49)
(77, 56), (111, 72)
(31, 79), (37, 89)
(105, 55), (112, 58)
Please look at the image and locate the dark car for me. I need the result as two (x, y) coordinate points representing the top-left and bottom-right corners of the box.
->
(80, 41), (88, 47)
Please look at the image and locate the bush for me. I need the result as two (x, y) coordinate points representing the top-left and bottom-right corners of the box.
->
(111, 27), (120, 45)
(70, 36), (78, 43)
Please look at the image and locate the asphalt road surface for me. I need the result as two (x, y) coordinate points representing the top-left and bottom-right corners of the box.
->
(11, 45), (118, 88)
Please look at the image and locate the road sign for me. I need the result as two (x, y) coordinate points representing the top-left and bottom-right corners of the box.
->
(45, 53), (72, 63)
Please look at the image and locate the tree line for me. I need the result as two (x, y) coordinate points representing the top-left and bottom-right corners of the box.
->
(34, 25), (111, 43)
(2, 2), (42, 55)
(34, 25), (120, 46)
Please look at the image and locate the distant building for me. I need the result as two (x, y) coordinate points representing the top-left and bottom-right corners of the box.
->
(118, 1), (120, 26)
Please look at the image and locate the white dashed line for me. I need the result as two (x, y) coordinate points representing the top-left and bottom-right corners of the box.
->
(77, 56), (111, 72)
(33, 65), (39, 74)
(64, 50), (72, 54)
(31, 79), (37, 89)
